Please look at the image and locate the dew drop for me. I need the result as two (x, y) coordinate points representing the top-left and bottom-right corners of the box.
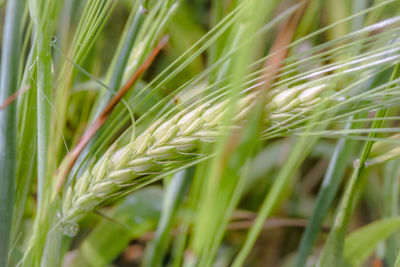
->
(353, 159), (361, 169)
(62, 222), (79, 237)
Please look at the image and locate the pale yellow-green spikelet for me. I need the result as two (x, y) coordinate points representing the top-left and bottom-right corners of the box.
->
(108, 169), (134, 184)
(182, 118), (203, 135)
(75, 171), (90, 199)
(272, 86), (301, 108)
(170, 137), (196, 152)
(92, 180), (117, 198)
(235, 103), (255, 122)
(177, 108), (202, 130)
(128, 157), (154, 172)
(202, 101), (226, 126)
(298, 84), (326, 103)
(62, 186), (73, 215)
(148, 145), (176, 160)
(111, 146), (131, 170)
(133, 135), (148, 155)
(154, 117), (179, 143)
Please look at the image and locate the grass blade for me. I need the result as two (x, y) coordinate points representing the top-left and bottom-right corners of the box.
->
(143, 169), (192, 267)
(0, 0), (24, 265)
(71, 187), (163, 266)
(22, 0), (63, 265)
(318, 64), (400, 267)
(232, 127), (320, 267)
(294, 116), (361, 267)
(343, 218), (400, 267)
(11, 48), (37, 245)
(381, 159), (400, 265)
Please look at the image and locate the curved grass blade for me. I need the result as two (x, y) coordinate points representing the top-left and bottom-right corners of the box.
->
(69, 1), (178, 186)
(55, 36), (168, 194)
(67, 2), (148, 183)
(396, 250), (400, 267)
(49, 0), (117, 175)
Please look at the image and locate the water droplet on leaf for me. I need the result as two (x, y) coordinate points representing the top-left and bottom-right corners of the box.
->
(62, 222), (79, 237)
(353, 159), (361, 169)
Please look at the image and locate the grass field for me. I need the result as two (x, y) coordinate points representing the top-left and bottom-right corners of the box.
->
(2, 0), (400, 266)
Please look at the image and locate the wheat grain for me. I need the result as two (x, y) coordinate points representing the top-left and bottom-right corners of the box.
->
(61, 83), (326, 224)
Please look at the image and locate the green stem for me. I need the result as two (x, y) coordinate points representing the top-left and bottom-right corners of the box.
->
(0, 0), (24, 265)
(70, 4), (147, 183)
(232, 96), (329, 266)
(144, 169), (192, 267)
(319, 64), (400, 267)
(232, 134), (316, 267)
(294, 116), (361, 267)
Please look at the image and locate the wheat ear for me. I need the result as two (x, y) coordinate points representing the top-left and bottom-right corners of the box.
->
(61, 83), (325, 224)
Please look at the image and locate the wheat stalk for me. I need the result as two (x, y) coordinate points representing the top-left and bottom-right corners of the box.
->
(61, 83), (325, 225)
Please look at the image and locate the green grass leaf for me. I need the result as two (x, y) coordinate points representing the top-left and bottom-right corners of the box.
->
(319, 64), (400, 267)
(343, 218), (400, 267)
(294, 116), (362, 267)
(143, 169), (192, 267)
(0, 0), (24, 265)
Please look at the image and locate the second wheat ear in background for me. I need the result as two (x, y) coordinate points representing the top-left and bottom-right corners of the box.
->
(54, 36), (169, 195)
